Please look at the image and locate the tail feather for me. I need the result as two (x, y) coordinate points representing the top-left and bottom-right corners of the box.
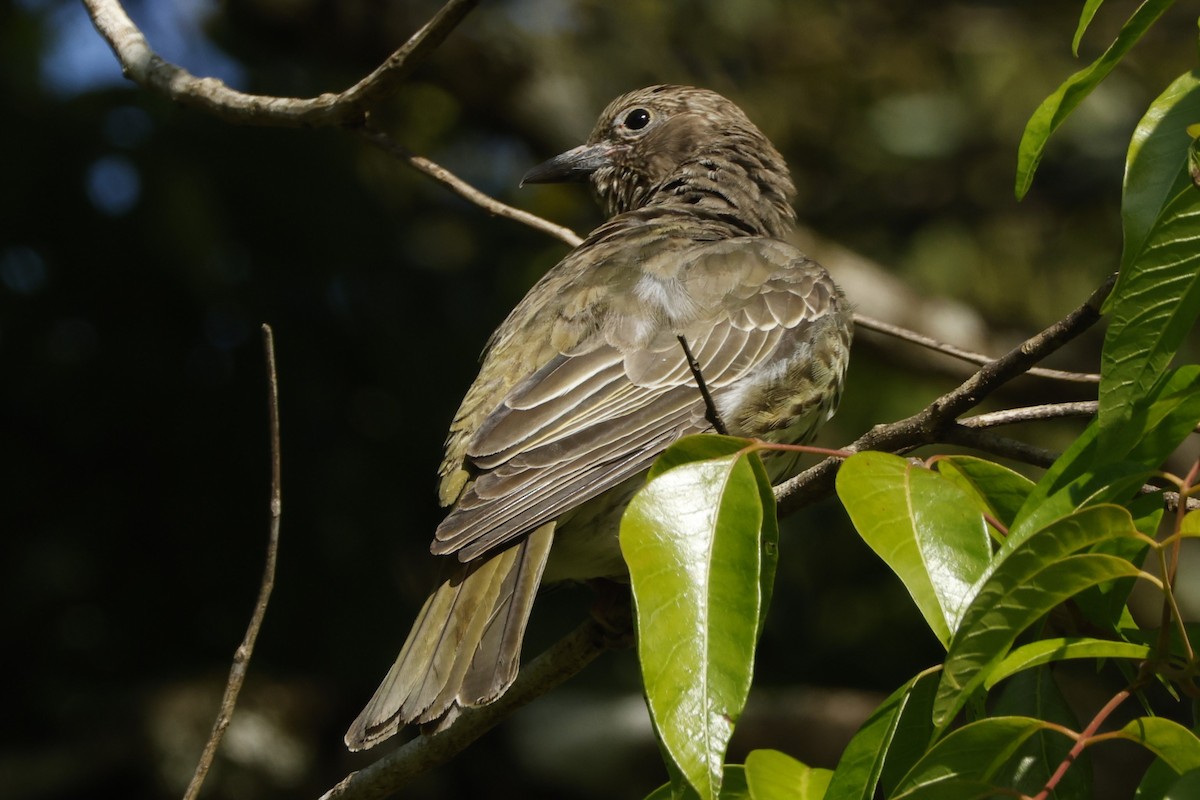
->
(345, 523), (555, 750)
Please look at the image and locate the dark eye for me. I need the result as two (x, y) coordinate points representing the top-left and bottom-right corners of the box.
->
(623, 108), (651, 130)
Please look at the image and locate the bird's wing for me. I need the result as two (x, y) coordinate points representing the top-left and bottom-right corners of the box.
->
(432, 241), (843, 562)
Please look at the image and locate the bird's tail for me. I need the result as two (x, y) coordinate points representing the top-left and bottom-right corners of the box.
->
(345, 523), (555, 750)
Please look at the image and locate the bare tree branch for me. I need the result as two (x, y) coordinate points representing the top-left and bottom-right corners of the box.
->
(183, 324), (282, 800)
(356, 123), (584, 248)
(82, 0), (480, 127)
(942, 426), (1061, 468)
(775, 274), (1115, 517)
(854, 313), (1101, 384)
(959, 401), (1098, 428)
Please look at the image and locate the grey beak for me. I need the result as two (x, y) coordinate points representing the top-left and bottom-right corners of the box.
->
(520, 143), (613, 186)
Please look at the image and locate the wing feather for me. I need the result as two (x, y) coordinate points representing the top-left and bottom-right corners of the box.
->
(433, 238), (846, 561)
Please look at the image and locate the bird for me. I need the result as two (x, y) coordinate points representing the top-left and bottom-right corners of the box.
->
(345, 84), (853, 750)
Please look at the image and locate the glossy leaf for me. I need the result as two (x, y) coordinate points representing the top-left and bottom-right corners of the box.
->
(1072, 0), (1106, 56)
(934, 505), (1143, 727)
(644, 766), (750, 800)
(646, 435), (780, 639)
(622, 445), (771, 800)
(934, 455), (1034, 530)
(985, 637), (1151, 690)
(1114, 717), (1200, 774)
(1115, 70), (1200, 279)
(1009, 366), (1200, 546)
(744, 750), (832, 800)
(991, 668), (1091, 799)
(891, 716), (1052, 798)
(1100, 73), (1200, 447)
(825, 670), (939, 800)
(837, 452), (991, 646)
(1164, 768), (1200, 799)
(1015, 0), (1176, 199)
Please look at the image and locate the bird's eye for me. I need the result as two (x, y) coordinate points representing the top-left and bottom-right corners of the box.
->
(622, 108), (652, 131)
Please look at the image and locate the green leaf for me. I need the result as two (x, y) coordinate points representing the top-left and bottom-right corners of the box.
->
(1010, 366), (1200, 545)
(1071, 490), (1160, 631)
(991, 668), (1091, 799)
(645, 435), (780, 638)
(644, 766), (751, 800)
(984, 637), (1152, 690)
(836, 452), (992, 646)
(891, 716), (1054, 798)
(647, 434), (755, 480)
(1015, 0), (1176, 199)
(825, 670), (939, 800)
(934, 456), (1035, 530)
(622, 447), (771, 800)
(1135, 718), (1200, 799)
(1072, 0), (1107, 56)
(1114, 717), (1200, 774)
(744, 750), (832, 800)
(1100, 77), (1200, 445)
(1114, 70), (1200, 279)
(934, 505), (1143, 728)
(1164, 769), (1200, 799)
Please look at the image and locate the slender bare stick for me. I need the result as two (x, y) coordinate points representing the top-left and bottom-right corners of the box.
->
(853, 313), (1101, 384)
(356, 123), (584, 248)
(959, 401), (1098, 428)
(182, 324), (282, 800)
(677, 334), (729, 435)
(82, 0), (479, 127)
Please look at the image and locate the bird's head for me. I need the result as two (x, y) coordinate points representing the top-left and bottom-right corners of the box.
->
(522, 85), (796, 237)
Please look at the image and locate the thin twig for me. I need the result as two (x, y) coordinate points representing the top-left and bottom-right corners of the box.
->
(853, 313), (1101, 384)
(943, 425), (1061, 468)
(356, 123), (583, 248)
(677, 334), (728, 435)
(320, 615), (626, 800)
(183, 324), (282, 800)
(1033, 687), (1133, 800)
(959, 401), (1098, 429)
(82, 0), (480, 127)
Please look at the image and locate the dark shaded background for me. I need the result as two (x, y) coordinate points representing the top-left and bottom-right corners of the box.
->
(5, 1), (1198, 798)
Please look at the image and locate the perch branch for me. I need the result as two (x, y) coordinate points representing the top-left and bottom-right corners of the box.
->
(82, 0), (479, 127)
(775, 274), (1115, 516)
(356, 123), (583, 248)
(853, 313), (1101, 384)
(183, 324), (282, 800)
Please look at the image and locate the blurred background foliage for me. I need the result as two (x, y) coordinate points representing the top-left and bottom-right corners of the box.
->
(4, 0), (1198, 798)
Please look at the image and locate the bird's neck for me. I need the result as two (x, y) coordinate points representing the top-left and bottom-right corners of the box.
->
(633, 153), (796, 240)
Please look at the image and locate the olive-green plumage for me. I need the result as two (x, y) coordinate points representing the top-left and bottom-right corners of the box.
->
(346, 85), (853, 750)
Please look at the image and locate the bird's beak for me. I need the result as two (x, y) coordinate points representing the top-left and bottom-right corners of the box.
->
(520, 143), (613, 186)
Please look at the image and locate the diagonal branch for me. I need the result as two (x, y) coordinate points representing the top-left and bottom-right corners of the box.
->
(82, 0), (480, 127)
(677, 334), (729, 435)
(775, 274), (1115, 517)
(356, 123), (584, 248)
(853, 313), (1101, 384)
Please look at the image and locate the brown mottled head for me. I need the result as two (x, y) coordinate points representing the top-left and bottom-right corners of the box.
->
(522, 85), (797, 239)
